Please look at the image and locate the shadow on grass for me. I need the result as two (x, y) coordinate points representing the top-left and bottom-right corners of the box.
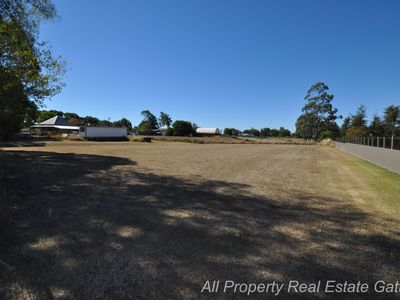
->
(1, 150), (400, 299)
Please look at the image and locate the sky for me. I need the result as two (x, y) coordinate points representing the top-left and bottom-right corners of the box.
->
(39, 0), (400, 131)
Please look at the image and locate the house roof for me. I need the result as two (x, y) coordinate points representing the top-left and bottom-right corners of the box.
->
(31, 116), (78, 129)
(39, 116), (72, 126)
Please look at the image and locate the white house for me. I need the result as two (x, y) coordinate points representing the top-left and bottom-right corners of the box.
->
(30, 116), (79, 135)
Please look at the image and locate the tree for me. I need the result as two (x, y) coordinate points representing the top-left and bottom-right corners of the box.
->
(171, 120), (194, 136)
(191, 123), (199, 133)
(351, 105), (368, 128)
(243, 128), (260, 137)
(64, 112), (80, 120)
(383, 105), (400, 136)
(369, 114), (385, 137)
(270, 129), (279, 137)
(83, 116), (100, 126)
(99, 119), (112, 127)
(223, 128), (240, 136)
(0, 0), (57, 40)
(138, 110), (158, 134)
(0, 0), (65, 139)
(158, 112), (172, 127)
(223, 128), (233, 136)
(119, 118), (132, 129)
(231, 128), (240, 136)
(260, 128), (271, 137)
(0, 72), (37, 139)
(345, 105), (368, 138)
(341, 116), (351, 137)
(278, 127), (291, 137)
(295, 113), (320, 139)
(141, 110), (158, 128)
(0, 6), (65, 103)
(113, 118), (132, 129)
(297, 82), (340, 139)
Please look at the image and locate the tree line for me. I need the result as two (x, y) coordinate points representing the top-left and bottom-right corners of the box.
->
(136, 110), (198, 136)
(36, 110), (133, 129)
(223, 127), (291, 137)
(295, 82), (399, 140)
(341, 104), (400, 138)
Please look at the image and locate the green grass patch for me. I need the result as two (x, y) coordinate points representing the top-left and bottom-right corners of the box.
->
(343, 157), (400, 214)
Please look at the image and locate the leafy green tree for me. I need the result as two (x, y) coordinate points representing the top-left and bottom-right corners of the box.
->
(99, 119), (112, 127)
(295, 113), (319, 139)
(83, 116), (100, 126)
(270, 129), (280, 137)
(231, 128), (240, 136)
(223, 128), (233, 135)
(114, 118), (132, 129)
(138, 110), (158, 134)
(350, 105), (368, 128)
(383, 105), (400, 136)
(224, 128), (240, 136)
(243, 128), (260, 137)
(171, 120), (194, 136)
(260, 128), (271, 137)
(158, 112), (172, 127)
(341, 116), (351, 137)
(369, 114), (385, 137)
(0, 0), (65, 139)
(0, 0), (57, 40)
(141, 110), (158, 128)
(297, 82), (340, 139)
(278, 127), (291, 137)
(0, 72), (37, 138)
(191, 123), (199, 133)
(344, 105), (368, 138)
(64, 112), (80, 120)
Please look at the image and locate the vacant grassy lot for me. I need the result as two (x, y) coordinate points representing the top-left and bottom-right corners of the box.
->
(134, 135), (316, 145)
(1, 141), (400, 299)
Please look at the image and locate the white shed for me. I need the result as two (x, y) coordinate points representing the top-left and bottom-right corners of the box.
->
(196, 128), (220, 135)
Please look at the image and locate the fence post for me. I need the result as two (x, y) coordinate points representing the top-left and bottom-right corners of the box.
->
(383, 137), (386, 148)
(391, 135), (394, 150)
(377, 137), (380, 147)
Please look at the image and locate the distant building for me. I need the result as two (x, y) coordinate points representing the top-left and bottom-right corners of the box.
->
(30, 116), (79, 135)
(153, 125), (169, 135)
(196, 128), (220, 136)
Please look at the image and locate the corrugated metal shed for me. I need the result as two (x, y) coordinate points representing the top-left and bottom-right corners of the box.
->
(196, 128), (220, 135)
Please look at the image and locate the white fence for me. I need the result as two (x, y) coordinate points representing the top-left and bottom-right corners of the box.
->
(335, 142), (400, 174)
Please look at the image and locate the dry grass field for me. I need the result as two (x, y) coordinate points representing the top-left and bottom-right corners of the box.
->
(1, 140), (400, 299)
(131, 135), (316, 145)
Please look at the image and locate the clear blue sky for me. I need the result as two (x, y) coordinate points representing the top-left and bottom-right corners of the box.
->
(40, 0), (400, 131)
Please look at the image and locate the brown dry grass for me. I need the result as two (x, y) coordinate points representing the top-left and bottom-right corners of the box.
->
(1, 141), (399, 299)
(137, 135), (316, 145)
